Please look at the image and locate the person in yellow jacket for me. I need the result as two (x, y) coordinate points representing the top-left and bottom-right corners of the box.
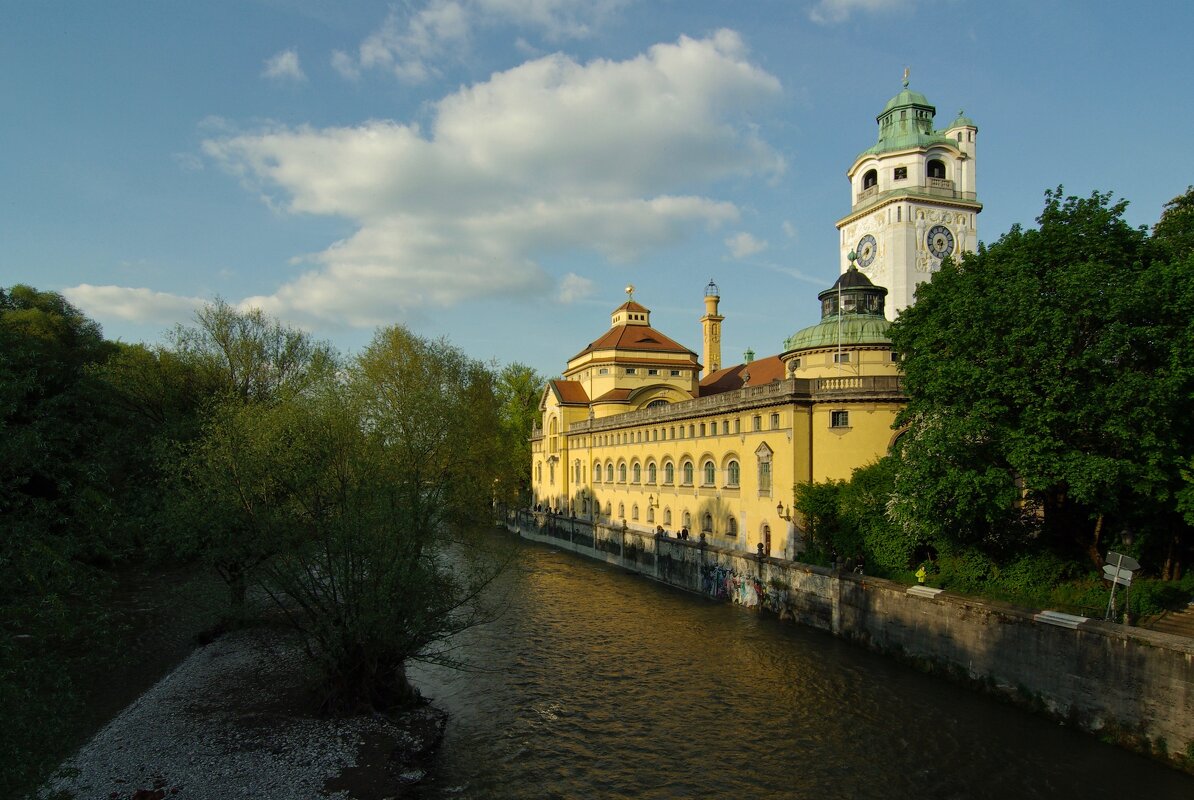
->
(916, 564), (928, 585)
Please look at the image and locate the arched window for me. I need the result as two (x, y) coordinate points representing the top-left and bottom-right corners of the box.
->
(664, 507), (672, 525)
(618, 463), (627, 483)
(632, 463), (641, 483)
(647, 399), (668, 409)
(664, 462), (674, 484)
(682, 511), (691, 529)
(862, 169), (878, 190)
(927, 159), (946, 179)
(604, 502), (611, 517)
(549, 462), (555, 484)
(647, 463), (657, 484)
(606, 463), (614, 482)
(701, 512), (713, 533)
(594, 460), (603, 482)
(536, 463), (542, 482)
(727, 516), (738, 536)
(703, 460), (716, 486)
(632, 504), (639, 520)
(682, 461), (694, 485)
(647, 506), (654, 523)
(727, 460), (740, 487)
(618, 503), (624, 518)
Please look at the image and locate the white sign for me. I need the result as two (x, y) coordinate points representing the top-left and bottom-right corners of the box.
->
(1106, 551), (1140, 572)
(1103, 564), (1133, 587)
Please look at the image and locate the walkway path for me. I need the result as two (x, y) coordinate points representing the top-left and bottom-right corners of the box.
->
(1141, 602), (1194, 638)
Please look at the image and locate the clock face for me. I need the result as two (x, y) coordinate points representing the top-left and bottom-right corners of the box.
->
(926, 225), (955, 259)
(856, 234), (877, 269)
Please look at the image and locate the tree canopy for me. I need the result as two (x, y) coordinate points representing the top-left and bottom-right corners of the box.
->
(887, 188), (1194, 578)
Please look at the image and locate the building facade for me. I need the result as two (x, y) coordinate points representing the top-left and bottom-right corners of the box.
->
(531, 79), (978, 557)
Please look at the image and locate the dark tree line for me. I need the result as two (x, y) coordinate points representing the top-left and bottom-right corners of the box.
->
(1, 290), (541, 793)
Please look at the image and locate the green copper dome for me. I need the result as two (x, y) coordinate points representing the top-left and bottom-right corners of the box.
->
(782, 265), (891, 351)
(881, 87), (931, 116)
(860, 77), (957, 157)
(783, 315), (891, 351)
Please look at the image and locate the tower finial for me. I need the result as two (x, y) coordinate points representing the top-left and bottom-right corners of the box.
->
(903, 66), (910, 88)
(625, 284), (635, 301)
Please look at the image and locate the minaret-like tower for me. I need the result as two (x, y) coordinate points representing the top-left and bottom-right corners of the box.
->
(836, 71), (981, 319)
(700, 279), (723, 378)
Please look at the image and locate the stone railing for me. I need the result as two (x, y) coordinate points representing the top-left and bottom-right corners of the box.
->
(927, 177), (954, 191)
(569, 379), (802, 434)
(810, 375), (903, 397)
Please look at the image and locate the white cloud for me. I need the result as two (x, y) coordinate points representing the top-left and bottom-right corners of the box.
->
(263, 48), (306, 81)
(64, 285), (203, 325)
(557, 273), (594, 303)
(336, 0), (630, 83)
(205, 31), (783, 326)
(782, 220), (797, 238)
(808, 0), (912, 24)
(726, 232), (768, 259)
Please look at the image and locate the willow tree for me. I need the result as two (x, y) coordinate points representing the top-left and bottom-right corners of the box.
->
(257, 326), (509, 711)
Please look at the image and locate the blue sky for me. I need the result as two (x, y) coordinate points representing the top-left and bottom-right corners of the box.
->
(3, 0), (1192, 377)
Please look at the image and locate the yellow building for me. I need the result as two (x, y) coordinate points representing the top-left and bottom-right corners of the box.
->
(530, 79), (979, 558)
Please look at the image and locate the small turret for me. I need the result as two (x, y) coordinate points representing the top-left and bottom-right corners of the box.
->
(700, 279), (724, 378)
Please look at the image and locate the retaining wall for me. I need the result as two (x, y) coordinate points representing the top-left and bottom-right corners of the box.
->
(509, 510), (1194, 770)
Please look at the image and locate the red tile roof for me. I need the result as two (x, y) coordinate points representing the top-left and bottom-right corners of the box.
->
(613, 301), (650, 313)
(570, 324), (696, 362)
(592, 388), (633, 403)
(549, 380), (590, 405)
(699, 354), (787, 396)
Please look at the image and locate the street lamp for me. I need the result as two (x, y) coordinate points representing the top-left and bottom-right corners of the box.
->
(776, 502), (792, 521)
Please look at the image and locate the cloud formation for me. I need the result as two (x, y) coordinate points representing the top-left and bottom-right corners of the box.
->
(203, 30), (784, 327)
(64, 284), (204, 325)
(333, 0), (629, 83)
(262, 48), (306, 81)
(726, 232), (768, 259)
(808, 0), (911, 24)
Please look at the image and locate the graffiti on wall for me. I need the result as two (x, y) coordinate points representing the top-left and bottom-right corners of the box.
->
(701, 564), (789, 614)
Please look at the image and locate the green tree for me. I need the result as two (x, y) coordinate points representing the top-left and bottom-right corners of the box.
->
(888, 189), (1193, 576)
(495, 362), (544, 506)
(263, 326), (508, 710)
(168, 299), (337, 610)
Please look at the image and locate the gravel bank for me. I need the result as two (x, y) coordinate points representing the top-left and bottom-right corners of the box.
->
(40, 629), (445, 800)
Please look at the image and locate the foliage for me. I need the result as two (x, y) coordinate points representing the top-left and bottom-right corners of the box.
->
(888, 188), (1194, 577)
(179, 324), (510, 711)
(167, 300), (337, 610)
(494, 362), (544, 506)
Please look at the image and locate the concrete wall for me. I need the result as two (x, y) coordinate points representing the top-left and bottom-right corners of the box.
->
(510, 510), (1194, 771)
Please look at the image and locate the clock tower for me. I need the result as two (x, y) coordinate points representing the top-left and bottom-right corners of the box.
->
(836, 72), (981, 319)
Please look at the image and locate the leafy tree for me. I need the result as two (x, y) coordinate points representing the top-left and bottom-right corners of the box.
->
(888, 189), (1193, 577)
(168, 300), (337, 610)
(494, 362), (544, 505)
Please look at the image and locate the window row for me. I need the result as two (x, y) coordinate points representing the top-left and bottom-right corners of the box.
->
(584, 413), (784, 448)
(589, 457), (742, 488)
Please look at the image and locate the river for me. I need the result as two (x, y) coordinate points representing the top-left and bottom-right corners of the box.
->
(408, 533), (1193, 799)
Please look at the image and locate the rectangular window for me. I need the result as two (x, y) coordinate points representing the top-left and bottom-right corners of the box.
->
(626, 368), (637, 375)
(758, 462), (772, 493)
(791, 358), (800, 369)
(831, 410), (850, 428)
(734, 418), (741, 434)
(599, 368), (609, 375)
(670, 369), (681, 376)
(721, 420), (729, 435)
(648, 368), (658, 375)
(894, 166), (907, 180)
(752, 416), (761, 432)
(891, 351), (901, 362)
(770, 413), (780, 430)
(834, 352), (851, 364)
(699, 423), (706, 436)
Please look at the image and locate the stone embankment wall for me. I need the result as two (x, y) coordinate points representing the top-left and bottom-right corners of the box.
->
(508, 510), (1194, 770)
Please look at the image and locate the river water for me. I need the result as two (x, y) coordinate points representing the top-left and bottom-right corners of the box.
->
(408, 533), (1192, 799)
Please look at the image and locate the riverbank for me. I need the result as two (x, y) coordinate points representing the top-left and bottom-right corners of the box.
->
(509, 510), (1194, 774)
(40, 627), (446, 800)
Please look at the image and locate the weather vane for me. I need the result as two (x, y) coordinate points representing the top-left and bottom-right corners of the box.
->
(625, 284), (635, 301)
(903, 66), (910, 88)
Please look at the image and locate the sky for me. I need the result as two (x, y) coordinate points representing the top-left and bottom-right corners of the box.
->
(3, 0), (1193, 378)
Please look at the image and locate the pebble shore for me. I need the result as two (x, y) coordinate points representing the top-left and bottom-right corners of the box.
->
(40, 629), (445, 800)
